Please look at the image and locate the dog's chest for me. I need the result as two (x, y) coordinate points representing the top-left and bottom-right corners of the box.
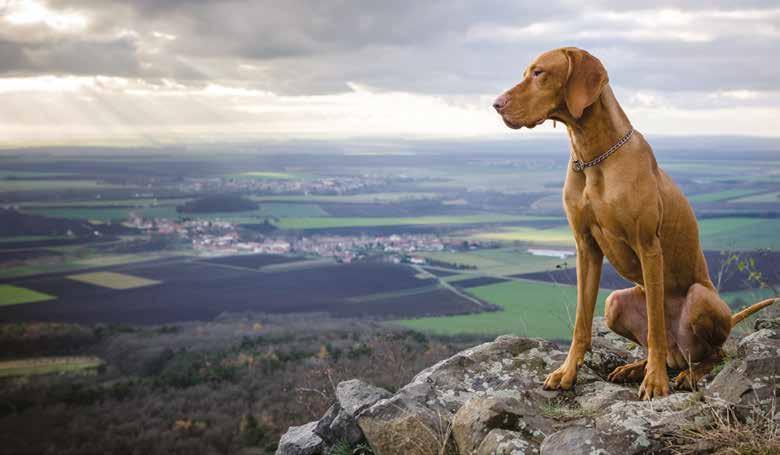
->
(568, 184), (644, 282)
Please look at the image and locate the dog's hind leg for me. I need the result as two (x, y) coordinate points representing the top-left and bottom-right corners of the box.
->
(604, 286), (650, 383)
(671, 283), (732, 390)
(604, 285), (648, 346)
(672, 349), (724, 391)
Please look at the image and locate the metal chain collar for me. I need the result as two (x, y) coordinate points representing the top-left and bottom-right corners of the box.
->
(571, 128), (635, 172)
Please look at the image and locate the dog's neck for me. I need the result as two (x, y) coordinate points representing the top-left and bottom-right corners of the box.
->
(556, 85), (634, 164)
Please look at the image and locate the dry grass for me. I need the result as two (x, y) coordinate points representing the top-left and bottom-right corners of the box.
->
(540, 400), (599, 420)
(666, 398), (779, 455)
(389, 405), (456, 455)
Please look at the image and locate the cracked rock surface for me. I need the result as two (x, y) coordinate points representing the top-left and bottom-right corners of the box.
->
(277, 317), (780, 455)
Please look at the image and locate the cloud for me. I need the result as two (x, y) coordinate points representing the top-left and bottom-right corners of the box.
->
(0, 0), (778, 143)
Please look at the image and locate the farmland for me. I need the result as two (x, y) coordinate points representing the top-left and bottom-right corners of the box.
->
(67, 272), (161, 290)
(273, 214), (557, 230)
(396, 280), (612, 339)
(0, 256), (483, 325)
(0, 140), (777, 337)
(0, 285), (55, 306)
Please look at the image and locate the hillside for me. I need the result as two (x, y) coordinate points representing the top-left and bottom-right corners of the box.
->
(277, 315), (780, 455)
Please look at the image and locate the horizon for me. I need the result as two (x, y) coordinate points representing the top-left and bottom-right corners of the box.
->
(1, 1), (780, 145)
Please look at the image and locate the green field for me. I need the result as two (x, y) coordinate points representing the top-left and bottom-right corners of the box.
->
(21, 206), (180, 222)
(462, 218), (780, 251)
(249, 192), (439, 204)
(720, 287), (776, 309)
(21, 202), (328, 222)
(0, 285), (55, 306)
(395, 280), (611, 339)
(0, 235), (70, 243)
(419, 248), (569, 275)
(19, 198), (191, 208)
(0, 171), (74, 179)
(729, 191), (780, 203)
(698, 218), (780, 250)
(274, 215), (558, 230)
(0, 356), (104, 378)
(687, 189), (761, 203)
(0, 179), (130, 192)
(468, 225), (575, 247)
(231, 171), (300, 180)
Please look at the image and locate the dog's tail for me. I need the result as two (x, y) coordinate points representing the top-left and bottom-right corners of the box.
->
(731, 297), (778, 327)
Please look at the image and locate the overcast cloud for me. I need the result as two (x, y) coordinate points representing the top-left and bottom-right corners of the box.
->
(1, 0), (779, 145)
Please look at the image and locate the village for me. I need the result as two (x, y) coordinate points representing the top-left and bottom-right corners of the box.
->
(129, 212), (472, 264)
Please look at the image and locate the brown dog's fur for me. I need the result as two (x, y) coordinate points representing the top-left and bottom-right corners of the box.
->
(494, 47), (777, 400)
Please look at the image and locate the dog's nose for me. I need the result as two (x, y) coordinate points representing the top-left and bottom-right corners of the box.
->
(493, 94), (509, 112)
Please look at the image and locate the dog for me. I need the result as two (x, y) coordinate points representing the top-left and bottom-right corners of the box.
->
(493, 47), (777, 400)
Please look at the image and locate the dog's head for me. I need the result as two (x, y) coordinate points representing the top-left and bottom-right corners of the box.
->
(493, 47), (608, 129)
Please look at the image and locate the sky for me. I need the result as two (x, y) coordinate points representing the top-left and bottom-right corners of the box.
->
(1, 0), (779, 145)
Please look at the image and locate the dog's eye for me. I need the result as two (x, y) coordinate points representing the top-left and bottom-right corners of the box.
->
(532, 70), (544, 77)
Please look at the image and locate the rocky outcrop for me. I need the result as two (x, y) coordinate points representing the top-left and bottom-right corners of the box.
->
(706, 324), (780, 414)
(277, 317), (780, 455)
(276, 421), (324, 455)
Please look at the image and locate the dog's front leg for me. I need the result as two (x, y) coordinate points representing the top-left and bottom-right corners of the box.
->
(637, 236), (670, 400)
(543, 233), (603, 390)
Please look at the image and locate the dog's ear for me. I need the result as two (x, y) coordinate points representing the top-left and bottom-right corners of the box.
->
(563, 48), (609, 119)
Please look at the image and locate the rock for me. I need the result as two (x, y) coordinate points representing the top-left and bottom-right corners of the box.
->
(593, 393), (720, 454)
(477, 429), (533, 455)
(358, 392), (454, 455)
(754, 317), (780, 331)
(314, 404), (363, 447)
(737, 328), (780, 358)
(358, 336), (567, 455)
(540, 426), (609, 455)
(584, 337), (641, 379)
(592, 317), (644, 358)
(451, 396), (552, 454)
(313, 380), (391, 449)
(707, 327), (779, 411)
(336, 379), (392, 416)
(276, 421), (323, 455)
(575, 381), (637, 410)
(278, 318), (780, 455)
(707, 356), (779, 409)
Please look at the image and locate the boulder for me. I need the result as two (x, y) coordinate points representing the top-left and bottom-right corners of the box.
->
(277, 314), (780, 455)
(707, 327), (780, 411)
(478, 428), (534, 455)
(754, 316), (780, 331)
(336, 379), (392, 416)
(357, 392), (455, 455)
(574, 381), (637, 410)
(451, 396), (552, 454)
(540, 426), (609, 455)
(314, 404), (363, 447)
(314, 380), (392, 449)
(593, 393), (721, 454)
(276, 421), (323, 455)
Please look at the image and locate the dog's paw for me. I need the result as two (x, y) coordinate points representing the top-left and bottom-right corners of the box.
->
(543, 363), (578, 391)
(671, 370), (698, 391)
(607, 360), (646, 383)
(638, 366), (670, 400)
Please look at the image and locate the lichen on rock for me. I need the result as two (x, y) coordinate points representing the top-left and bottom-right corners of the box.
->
(276, 316), (780, 455)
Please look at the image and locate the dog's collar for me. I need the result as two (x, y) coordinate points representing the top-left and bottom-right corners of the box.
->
(571, 128), (635, 172)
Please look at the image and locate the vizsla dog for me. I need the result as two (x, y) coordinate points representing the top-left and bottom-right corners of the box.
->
(493, 47), (777, 400)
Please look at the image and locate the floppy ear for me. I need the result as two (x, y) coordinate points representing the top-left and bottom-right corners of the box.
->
(563, 48), (609, 119)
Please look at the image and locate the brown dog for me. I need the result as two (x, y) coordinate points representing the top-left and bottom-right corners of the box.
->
(493, 47), (777, 400)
